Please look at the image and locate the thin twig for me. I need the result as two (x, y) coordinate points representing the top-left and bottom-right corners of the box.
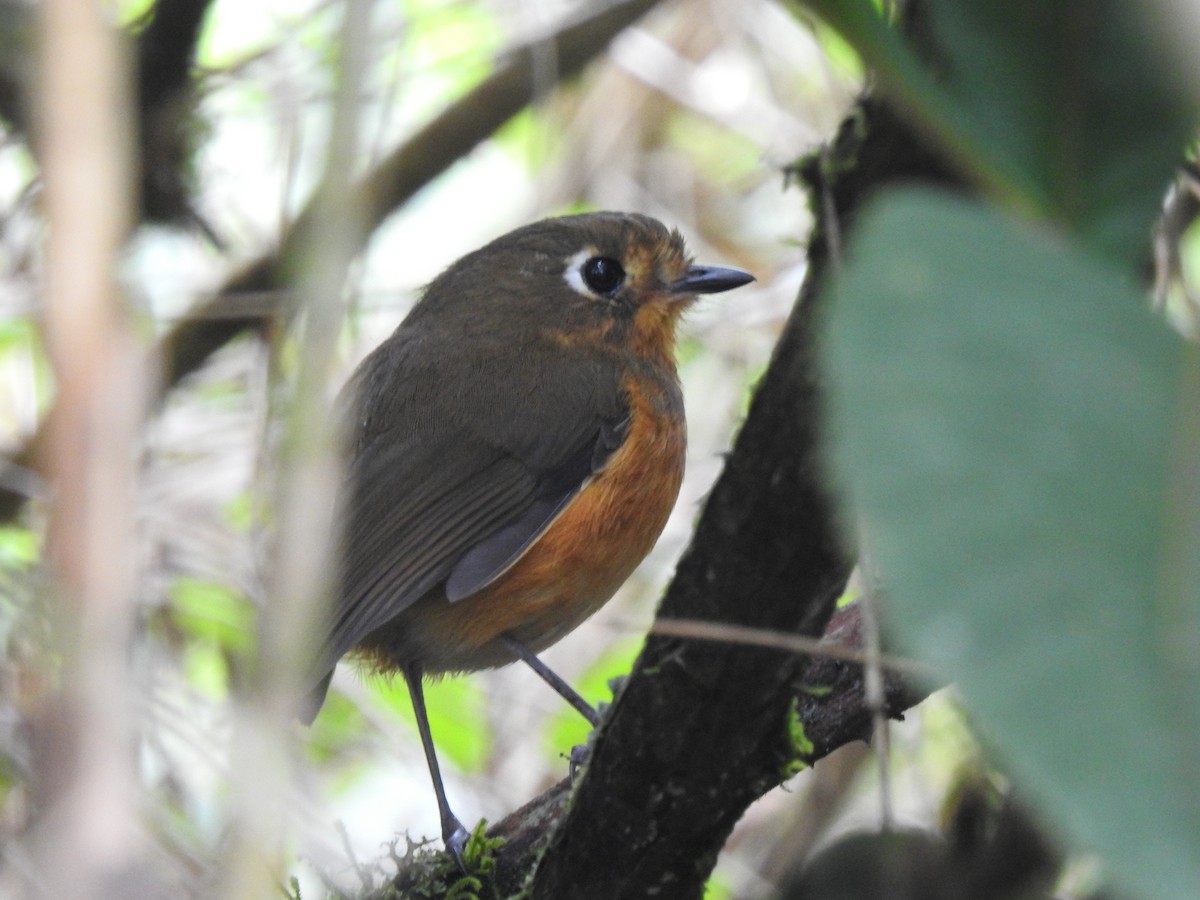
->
(857, 578), (894, 829)
(649, 617), (932, 678)
(217, 1), (375, 895)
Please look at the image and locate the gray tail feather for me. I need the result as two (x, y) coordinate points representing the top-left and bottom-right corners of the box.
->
(299, 670), (334, 725)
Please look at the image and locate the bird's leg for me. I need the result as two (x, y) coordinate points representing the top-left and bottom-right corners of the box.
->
(499, 633), (600, 727)
(402, 664), (470, 868)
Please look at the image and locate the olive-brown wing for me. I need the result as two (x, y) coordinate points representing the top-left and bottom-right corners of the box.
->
(304, 416), (627, 720)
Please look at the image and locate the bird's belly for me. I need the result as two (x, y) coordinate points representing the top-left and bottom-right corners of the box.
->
(379, 382), (685, 675)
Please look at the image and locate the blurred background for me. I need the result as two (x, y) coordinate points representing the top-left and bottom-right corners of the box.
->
(0, 0), (1132, 896)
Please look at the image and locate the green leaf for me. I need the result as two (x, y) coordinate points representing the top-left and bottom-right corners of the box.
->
(702, 872), (735, 900)
(169, 577), (255, 654)
(0, 525), (39, 568)
(0, 315), (35, 354)
(182, 643), (230, 698)
(919, 1), (1193, 265)
(796, 0), (1033, 204)
(821, 188), (1200, 898)
(796, 1), (1194, 266)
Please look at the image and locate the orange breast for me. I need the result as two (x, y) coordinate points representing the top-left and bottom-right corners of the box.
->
(398, 370), (686, 675)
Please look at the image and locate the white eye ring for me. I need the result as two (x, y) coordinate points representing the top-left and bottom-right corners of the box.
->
(563, 248), (595, 297)
(564, 248), (629, 298)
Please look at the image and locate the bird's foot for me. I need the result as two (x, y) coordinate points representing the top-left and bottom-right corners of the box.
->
(443, 818), (471, 871)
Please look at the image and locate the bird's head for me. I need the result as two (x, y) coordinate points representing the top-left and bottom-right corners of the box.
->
(413, 212), (754, 365)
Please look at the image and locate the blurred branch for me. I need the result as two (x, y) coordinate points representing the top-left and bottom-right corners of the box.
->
(25, 0), (146, 896)
(0, 0), (217, 219)
(0, 0), (663, 524)
(135, 0), (218, 224)
(217, 2), (374, 895)
(1153, 159), (1200, 333)
(0, 1), (33, 130)
(136, 0), (214, 114)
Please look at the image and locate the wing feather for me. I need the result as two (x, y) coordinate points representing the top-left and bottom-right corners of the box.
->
(306, 326), (630, 706)
(319, 437), (532, 671)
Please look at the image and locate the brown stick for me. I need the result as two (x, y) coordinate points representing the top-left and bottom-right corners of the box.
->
(26, 2), (145, 895)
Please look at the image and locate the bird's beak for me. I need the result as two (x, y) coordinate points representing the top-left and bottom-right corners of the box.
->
(668, 265), (756, 296)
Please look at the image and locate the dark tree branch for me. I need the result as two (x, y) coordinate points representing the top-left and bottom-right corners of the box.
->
(136, 0), (213, 112)
(0, 0), (216, 217)
(524, 208), (850, 900)
(0, 2), (33, 132)
(797, 602), (931, 760)
(135, 0), (218, 225)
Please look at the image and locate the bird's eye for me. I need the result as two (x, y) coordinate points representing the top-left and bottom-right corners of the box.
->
(581, 256), (625, 295)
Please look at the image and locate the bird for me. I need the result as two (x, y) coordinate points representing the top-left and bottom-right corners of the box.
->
(300, 211), (754, 861)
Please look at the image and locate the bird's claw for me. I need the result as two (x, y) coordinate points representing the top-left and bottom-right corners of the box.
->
(444, 820), (470, 872)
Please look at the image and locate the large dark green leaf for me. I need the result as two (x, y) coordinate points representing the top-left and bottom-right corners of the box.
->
(921, 2), (1191, 265)
(797, 1), (1193, 266)
(821, 188), (1200, 898)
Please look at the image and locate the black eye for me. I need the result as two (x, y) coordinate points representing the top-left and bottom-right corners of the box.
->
(582, 256), (625, 295)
